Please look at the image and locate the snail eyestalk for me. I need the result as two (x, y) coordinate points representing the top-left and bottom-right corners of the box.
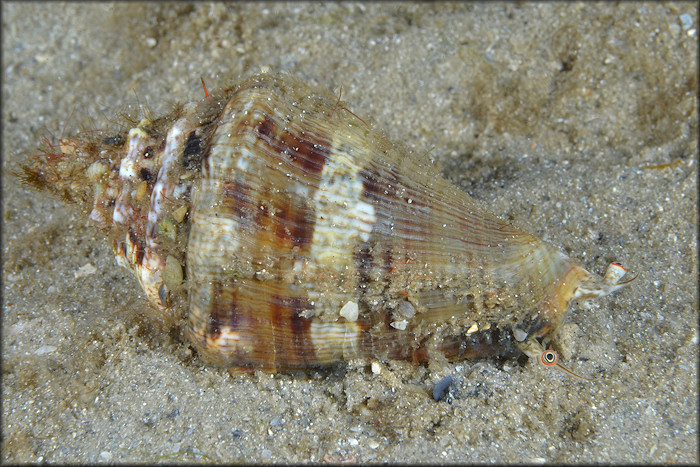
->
(519, 338), (595, 382)
(540, 349), (594, 382)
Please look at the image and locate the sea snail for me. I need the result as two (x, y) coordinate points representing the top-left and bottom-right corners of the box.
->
(20, 73), (634, 375)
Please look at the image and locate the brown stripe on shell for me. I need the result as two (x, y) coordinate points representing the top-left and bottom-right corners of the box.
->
(182, 130), (202, 170)
(209, 90), (333, 251)
(200, 281), (265, 366)
(252, 193), (316, 252)
(196, 280), (319, 369)
(355, 310), (420, 362)
(271, 199), (315, 248)
(220, 179), (253, 222)
(205, 280), (239, 341)
(129, 228), (146, 266)
(352, 310), (526, 365)
(254, 116), (329, 176)
(360, 166), (397, 203)
(186, 79), (340, 368)
(233, 110), (330, 180)
(270, 294), (316, 368)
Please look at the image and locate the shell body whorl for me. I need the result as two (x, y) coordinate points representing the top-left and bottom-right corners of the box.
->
(22, 73), (630, 371)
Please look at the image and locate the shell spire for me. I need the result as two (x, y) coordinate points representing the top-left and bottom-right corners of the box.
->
(20, 73), (633, 372)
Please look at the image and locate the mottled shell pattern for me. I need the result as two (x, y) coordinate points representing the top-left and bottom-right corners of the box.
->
(21, 73), (632, 372)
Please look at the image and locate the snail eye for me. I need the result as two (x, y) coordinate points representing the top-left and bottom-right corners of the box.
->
(540, 349), (559, 366)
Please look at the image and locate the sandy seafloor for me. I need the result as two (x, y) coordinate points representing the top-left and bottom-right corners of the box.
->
(2, 2), (697, 464)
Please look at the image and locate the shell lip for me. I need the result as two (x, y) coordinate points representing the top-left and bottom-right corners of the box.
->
(538, 263), (592, 334)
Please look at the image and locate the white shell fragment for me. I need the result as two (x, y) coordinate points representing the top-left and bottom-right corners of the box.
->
(398, 300), (416, 318)
(340, 301), (359, 322)
(513, 328), (528, 342)
(390, 320), (408, 330)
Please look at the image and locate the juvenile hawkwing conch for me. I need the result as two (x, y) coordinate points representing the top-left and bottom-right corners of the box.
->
(20, 73), (634, 376)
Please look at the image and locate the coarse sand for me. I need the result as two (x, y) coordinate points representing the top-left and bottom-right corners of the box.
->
(2, 3), (697, 463)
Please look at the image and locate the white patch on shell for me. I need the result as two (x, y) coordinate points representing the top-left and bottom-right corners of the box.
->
(204, 327), (253, 358)
(137, 250), (166, 307)
(207, 111), (263, 175)
(119, 127), (149, 180)
(235, 154), (249, 171)
(118, 157), (137, 181)
(88, 209), (107, 227)
(309, 151), (376, 265)
(309, 321), (361, 362)
(191, 180), (242, 253)
(114, 229), (166, 309)
(113, 126), (153, 225)
(112, 200), (133, 225)
(147, 118), (188, 229)
(86, 161), (109, 180)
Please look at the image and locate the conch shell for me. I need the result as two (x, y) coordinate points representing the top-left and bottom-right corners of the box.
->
(20, 73), (633, 373)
